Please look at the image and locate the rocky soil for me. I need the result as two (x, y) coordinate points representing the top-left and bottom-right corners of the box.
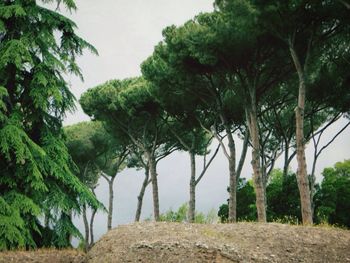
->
(0, 248), (85, 263)
(87, 222), (350, 263)
(1, 222), (350, 262)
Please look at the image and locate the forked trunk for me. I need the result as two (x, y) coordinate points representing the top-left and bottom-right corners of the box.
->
(135, 166), (150, 222)
(188, 152), (196, 223)
(290, 44), (313, 225)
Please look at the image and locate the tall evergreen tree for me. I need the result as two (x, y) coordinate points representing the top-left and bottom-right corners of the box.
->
(0, 0), (99, 249)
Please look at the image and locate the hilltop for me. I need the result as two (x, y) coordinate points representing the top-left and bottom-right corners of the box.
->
(87, 222), (350, 263)
(1, 222), (349, 263)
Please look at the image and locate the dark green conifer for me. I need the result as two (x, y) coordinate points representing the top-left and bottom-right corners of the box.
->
(0, 0), (99, 249)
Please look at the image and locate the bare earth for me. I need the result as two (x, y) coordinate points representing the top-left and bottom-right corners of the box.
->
(1, 222), (350, 262)
(87, 222), (350, 263)
(0, 248), (85, 263)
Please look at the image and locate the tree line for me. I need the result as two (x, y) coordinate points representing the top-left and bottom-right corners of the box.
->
(75, 0), (349, 250)
(0, 0), (349, 251)
(218, 161), (350, 229)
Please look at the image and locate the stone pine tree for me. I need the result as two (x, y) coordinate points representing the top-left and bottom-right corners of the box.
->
(142, 26), (248, 223)
(252, 0), (350, 224)
(65, 121), (109, 250)
(143, 53), (221, 223)
(80, 77), (176, 221)
(0, 0), (99, 249)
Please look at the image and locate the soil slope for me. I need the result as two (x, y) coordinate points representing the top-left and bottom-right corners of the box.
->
(87, 222), (350, 263)
(0, 249), (85, 263)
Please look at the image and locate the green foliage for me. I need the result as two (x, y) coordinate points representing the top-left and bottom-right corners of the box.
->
(218, 163), (350, 228)
(80, 77), (177, 161)
(218, 178), (256, 223)
(314, 160), (350, 228)
(51, 212), (82, 248)
(237, 179), (257, 221)
(218, 172), (301, 223)
(266, 169), (301, 222)
(0, 192), (40, 250)
(65, 121), (123, 186)
(159, 203), (218, 223)
(0, 0), (98, 249)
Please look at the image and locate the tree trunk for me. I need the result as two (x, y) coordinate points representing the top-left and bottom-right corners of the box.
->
(226, 127), (237, 223)
(148, 152), (160, 221)
(107, 176), (115, 230)
(82, 204), (89, 252)
(188, 152), (196, 223)
(236, 129), (249, 182)
(90, 208), (97, 247)
(283, 142), (290, 179)
(309, 153), (318, 218)
(135, 166), (150, 222)
(290, 45), (313, 225)
(245, 87), (267, 223)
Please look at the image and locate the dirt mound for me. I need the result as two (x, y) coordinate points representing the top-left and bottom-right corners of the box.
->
(87, 222), (350, 263)
(0, 249), (85, 263)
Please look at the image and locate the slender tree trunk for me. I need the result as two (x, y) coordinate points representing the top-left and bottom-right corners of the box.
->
(107, 176), (115, 230)
(188, 152), (196, 223)
(290, 45), (313, 225)
(226, 128), (237, 223)
(82, 204), (89, 252)
(245, 87), (266, 222)
(283, 142), (290, 179)
(309, 153), (319, 218)
(236, 129), (249, 182)
(135, 166), (150, 222)
(148, 152), (160, 221)
(90, 208), (97, 247)
(228, 158), (237, 223)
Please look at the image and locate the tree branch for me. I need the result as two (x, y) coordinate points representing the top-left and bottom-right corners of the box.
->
(195, 143), (220, 185)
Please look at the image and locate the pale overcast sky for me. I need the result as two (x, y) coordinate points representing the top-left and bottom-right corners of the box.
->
(58, 0), (350, 243)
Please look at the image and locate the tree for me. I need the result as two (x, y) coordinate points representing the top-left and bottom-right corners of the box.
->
(252, 0), (350, 224)
(98, 144), (129, 231)
(139, 63), (221, 223)
(167, 123), (220, 223)
(64, 121), (128, 249)
(125, 146), (151, 222)
(315, 160), (350, 228)
(218, 178), (256, 223)
(65, 121), (100, 251)
(0, 0), (99, 249)
(266, 169), (301, 223)
(209, 0), (297, 222)
(80, 77), (177, 221)
(142, 17), (248, 223)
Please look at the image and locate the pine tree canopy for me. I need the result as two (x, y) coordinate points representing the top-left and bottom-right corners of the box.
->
(0, 0), (99, 250)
